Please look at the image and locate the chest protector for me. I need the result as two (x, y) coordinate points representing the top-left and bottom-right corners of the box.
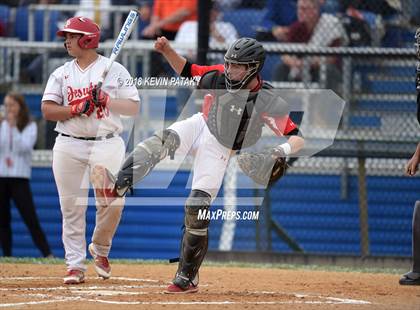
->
(199, 70), (286, 150)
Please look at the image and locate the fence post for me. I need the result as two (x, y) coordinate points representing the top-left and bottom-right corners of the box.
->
(358, 156), (370, 257)
(28, 8), (35, 42)
(340, 56), (352, 200)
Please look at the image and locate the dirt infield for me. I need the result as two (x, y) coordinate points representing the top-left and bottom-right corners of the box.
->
(0, 262), (419, 309)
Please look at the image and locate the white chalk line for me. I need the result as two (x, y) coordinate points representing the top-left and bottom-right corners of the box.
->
(0, 276), (158, 282)
(0, 297), (82, 308)
(0, 284), (209, 292)
(0, 276), (372, 307)
(72, 290), (148, 296)
(0, 298), (372, 307)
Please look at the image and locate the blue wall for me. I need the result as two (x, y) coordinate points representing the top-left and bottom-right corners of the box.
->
(6, 167), (419, 258)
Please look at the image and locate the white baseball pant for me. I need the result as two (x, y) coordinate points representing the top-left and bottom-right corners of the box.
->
(168, 113), (232, 199)
(52, 135), (125, 272)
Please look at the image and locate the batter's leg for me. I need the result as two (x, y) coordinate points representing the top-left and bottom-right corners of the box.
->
(89, 137), (126, 279)
(53, 149), (90, 272)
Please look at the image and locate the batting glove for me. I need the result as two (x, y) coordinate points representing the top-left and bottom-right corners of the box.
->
(70, 100), (95, 117)
(92, 86), (110, 108)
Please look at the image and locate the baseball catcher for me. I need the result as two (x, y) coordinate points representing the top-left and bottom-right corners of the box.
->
(92, 37), (305, 293)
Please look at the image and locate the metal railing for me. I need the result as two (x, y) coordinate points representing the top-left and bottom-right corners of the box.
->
(27, 4), (139, 42)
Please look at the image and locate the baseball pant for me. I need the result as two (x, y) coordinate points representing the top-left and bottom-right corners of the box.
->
(168, 113), (232, 199)
(52, 135), (125, 272)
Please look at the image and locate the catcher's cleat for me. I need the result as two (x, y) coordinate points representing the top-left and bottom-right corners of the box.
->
(165, 283), (199, 294)
(88, 243), (111, 279)
(91, 165), (118, 207)
(63, 270), (85, 284)
(399, 272), (420, 285)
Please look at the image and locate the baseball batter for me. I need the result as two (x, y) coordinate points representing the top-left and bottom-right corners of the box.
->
(92, 37), (305, 293)
(41, 17), (140, 284)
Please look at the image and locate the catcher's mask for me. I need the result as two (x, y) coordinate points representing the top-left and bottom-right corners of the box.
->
(224, 37), (265, 93)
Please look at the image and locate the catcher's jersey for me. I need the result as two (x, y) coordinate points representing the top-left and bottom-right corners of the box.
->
(181, 62), (298, 136)
(42, 55), (139, 137)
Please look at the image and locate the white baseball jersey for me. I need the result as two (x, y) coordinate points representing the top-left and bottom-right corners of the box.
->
(42, 55), (139, 137)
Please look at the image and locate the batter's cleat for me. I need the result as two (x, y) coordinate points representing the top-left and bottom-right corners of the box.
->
(165, 283), (199, 294)
(63, 270), (85, 284)
(88, 243), (111, 279)
(91, 165), (118, 207)
(399, 271), (420, 285)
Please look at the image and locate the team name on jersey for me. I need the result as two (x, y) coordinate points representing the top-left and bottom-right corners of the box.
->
(67, 82), (96, 102)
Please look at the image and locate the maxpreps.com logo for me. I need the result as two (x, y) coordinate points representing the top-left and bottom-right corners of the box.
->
(112, 11), (137, 55)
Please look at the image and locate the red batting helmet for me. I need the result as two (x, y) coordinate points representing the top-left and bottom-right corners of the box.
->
(57, 17), (100, 49)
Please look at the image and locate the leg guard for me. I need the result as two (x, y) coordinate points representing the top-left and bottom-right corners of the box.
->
(114, 129), (180, 196)
(173, 189), (211, 290)
(413, 201), (420, 272)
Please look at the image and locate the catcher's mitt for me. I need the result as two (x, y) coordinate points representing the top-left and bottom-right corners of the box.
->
(237, 148), (288, 186)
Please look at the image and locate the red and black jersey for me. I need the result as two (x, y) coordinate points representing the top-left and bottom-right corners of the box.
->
(180, 61), (298, 137)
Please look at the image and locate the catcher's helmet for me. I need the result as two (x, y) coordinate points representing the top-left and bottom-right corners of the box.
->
(57, 17), (100, 49)
(224, 37), (265, 92)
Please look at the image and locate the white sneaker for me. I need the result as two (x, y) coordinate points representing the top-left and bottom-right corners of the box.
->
(63, 270), (85, 284)
(89, 243), (111, 279)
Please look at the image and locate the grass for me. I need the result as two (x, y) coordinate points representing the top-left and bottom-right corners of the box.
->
(0, 257), (406, 275)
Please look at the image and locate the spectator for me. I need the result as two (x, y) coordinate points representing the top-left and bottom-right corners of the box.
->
(405, 0), (420, 26)
(256, 0), (297, 42)
(142, 0), (197, 40)
(339, 0), (400, 17)
(240, 0), (266, 9)
(142, 0), (197, 77)
(174, 1), (238, 61)
(75, 0), (113, 40)
(0, 21), (6, 37)
(137, 0), (153, 33)
(272, 0), (348, 93)
(173, 1), (238, 115)
(214, 0), (242, 11)
(0, 92), (52, 258)
(339, 0), (402, 45)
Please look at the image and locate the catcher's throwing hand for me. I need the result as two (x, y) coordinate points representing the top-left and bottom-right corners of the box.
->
(92, 86), (110, 108)
(70, 100), (95, 117)
(237, 147), (288, 186)
(154, 36), (170, 54)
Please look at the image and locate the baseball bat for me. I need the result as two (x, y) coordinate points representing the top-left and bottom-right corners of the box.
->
(96, 10), (140, 91)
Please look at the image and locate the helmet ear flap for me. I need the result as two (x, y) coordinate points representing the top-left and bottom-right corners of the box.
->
(78, 36), (87, 48)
